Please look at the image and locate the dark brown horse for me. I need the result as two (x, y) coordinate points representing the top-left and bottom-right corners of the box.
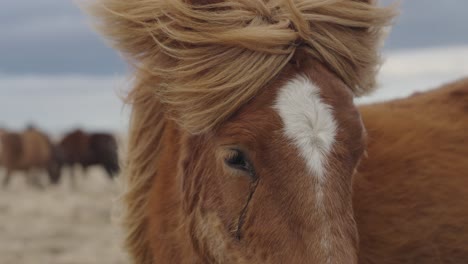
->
(0, 127), (61, 187)
(58, 129), (119, 183)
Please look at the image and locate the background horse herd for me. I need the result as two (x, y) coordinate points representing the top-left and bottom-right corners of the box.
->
(0, 126), (119, 188)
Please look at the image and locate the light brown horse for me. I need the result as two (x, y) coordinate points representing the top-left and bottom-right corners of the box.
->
(0, 127), (60, 187)
(88, 0), (467, 263)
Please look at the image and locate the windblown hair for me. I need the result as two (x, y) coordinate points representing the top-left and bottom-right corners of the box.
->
(120, 75), (167, 262)
(86, 0), (395, 262)
(89, 0), (395, 133)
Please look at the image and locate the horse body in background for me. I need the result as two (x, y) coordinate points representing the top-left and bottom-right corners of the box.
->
(89, 0), (468, 263)
(0, 127), (60, 187)
(58, 129), (119, 182)
(355, 79), (468, 263)
(0, 128), (6, 161)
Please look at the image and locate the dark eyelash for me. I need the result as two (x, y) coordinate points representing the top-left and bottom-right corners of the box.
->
(225, 149), (249, 172)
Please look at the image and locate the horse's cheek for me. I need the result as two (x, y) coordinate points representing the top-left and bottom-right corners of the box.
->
(214, 173), (253, 235)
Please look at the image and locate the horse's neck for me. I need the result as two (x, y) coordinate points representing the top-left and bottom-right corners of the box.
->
(353, 81), (468, 263)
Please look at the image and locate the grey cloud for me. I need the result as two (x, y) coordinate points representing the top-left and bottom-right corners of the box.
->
(1, 0), (79, 24)
(0, 0), (467, 75)
(383, 0), (468, 49)
(0, 0), (126, 75)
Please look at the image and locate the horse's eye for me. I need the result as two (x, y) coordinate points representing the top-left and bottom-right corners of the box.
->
(225, 149), (250, 172)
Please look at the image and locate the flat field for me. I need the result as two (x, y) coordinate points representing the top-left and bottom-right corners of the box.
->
(0, 167), (127, 264)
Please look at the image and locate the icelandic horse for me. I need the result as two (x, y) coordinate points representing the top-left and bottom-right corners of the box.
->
(0, 126), (61, 187)
(58, 129), (120, 184)
(88, 0), (468, 263)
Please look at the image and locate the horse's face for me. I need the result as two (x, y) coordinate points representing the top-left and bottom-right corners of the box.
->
(181, 62), (366, 263)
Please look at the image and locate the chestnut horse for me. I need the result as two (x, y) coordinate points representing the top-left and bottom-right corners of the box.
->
(355, 78), (468, 263)
(89, 0), (467, 263)
(0, 127), (61, 187)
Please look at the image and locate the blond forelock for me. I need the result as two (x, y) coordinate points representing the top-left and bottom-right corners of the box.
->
(88, 0), (396, 133)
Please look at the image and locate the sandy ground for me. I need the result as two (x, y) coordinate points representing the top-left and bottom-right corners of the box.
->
(0, 167), (128, 264)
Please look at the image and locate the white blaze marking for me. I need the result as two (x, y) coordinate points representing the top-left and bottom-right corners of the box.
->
(274, 75), (337, 262)
(274, 75), (337, 181)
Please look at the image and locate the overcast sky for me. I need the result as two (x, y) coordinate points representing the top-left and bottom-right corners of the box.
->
(0, 0), (467, 75)
(0, 0), (467, 132)
(0, 0), (125, 75)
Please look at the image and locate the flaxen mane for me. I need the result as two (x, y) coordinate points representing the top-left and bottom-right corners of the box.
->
(86, 0), (395, 262)
(89, 0), (395, 132)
